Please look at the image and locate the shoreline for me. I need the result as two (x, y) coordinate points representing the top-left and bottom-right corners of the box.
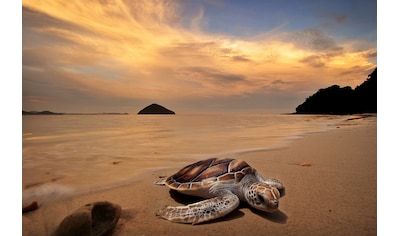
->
(22, 114), (375, 194)
(22, 120), (376, 235)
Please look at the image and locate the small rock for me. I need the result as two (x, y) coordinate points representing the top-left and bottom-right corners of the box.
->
(22, 201), (39, 213)
(54, 201), (121, 236)
(299, 162), (312, 167)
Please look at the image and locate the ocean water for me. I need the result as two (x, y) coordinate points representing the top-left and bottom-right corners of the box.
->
(22, 113), (375, 203)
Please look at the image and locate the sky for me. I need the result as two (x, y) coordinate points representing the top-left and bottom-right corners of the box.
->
(22, 0), (377, 114)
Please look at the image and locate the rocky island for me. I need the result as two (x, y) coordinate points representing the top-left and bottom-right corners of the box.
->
(137, 104), (175, 115)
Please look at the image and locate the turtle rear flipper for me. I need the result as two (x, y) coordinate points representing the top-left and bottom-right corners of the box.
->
(156, 193), (239, 225)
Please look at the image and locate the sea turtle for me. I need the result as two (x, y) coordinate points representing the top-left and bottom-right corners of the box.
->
(155, 157), (285, 224)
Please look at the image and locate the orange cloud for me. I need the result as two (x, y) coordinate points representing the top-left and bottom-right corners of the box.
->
(22, 0), (376, 112)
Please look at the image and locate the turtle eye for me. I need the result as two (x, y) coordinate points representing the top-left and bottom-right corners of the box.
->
(258, 195), (265, 203)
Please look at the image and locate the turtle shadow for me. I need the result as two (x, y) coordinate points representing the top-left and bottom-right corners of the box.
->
(243, 202), (288, 224)
(252, 209), (287, 224)
(168, 189), (203, 204)
(209, 208), (245, 224)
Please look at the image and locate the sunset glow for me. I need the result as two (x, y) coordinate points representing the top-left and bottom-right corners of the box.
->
(23, 0), (376, 113)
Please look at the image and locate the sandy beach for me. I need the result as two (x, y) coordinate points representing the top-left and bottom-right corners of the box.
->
(22, 121), (376, 236)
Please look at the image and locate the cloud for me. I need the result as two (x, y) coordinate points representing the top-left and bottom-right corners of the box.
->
(231, 55), (251, 62)
(191, 5), (206, 31)
(361, 49), (377, 60)
(204, 0), (225, 7)
(22, 0), (376, 113)
(183, 66), (247, 84)
(299, 55), (325, 68)
(287, 28), (339, 51)
(271, 79), (291, 85)
(331, 14), (349, 24)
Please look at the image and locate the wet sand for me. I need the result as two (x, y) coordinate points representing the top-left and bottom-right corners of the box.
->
(22, 122), (376, 235)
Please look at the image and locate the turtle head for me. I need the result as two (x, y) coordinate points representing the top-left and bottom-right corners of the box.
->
(245, 183), (281, 213)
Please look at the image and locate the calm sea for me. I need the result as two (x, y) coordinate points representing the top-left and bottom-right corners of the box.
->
(22, 114), (375, 203)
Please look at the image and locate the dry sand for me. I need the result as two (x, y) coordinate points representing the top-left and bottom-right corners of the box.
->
(22, 121), (377, 235)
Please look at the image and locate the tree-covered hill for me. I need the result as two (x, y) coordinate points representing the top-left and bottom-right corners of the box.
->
(295, 68), (377, 114)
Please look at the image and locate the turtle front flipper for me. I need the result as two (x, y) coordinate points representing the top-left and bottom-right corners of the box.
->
(156, 194), (240, 225)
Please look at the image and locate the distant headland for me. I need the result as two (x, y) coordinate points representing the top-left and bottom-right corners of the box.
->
(22, 111), (129, 115)
(295, 68), (377, 115)
(22, 110), (63, 115)
(137, 103), (175, 115)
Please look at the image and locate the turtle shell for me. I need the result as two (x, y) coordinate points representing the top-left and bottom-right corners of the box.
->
(165, 157), (256, 192)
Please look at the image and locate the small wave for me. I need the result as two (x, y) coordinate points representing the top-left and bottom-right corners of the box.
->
(22, 183), (75, 206)
(24, 135), (62, 141)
